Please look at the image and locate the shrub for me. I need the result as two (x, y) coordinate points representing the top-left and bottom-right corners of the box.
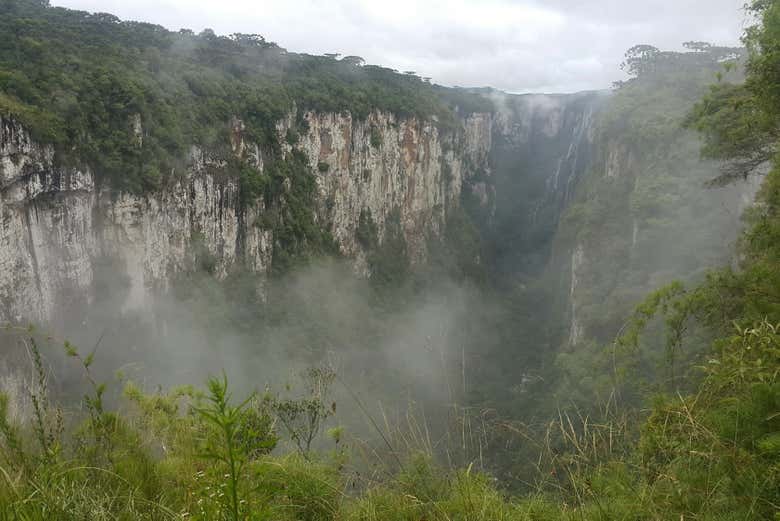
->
(369, 126), (382, 148)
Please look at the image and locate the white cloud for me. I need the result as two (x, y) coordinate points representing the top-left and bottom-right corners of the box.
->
(49, 0), (747, 93)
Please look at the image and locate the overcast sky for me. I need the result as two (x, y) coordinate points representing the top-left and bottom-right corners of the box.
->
(51, 0), (749, 93)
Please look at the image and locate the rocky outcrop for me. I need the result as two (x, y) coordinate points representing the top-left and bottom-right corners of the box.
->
(484, 91), (607, 280)
(279, 110), (492, 272)
(567, 243), (585, 346)
(491, 92), (606, 230)
(0, 110), (492, 324)
(553, 126), (759, 349)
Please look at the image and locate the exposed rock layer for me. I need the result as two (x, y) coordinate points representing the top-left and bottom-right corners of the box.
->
(0, 110), (492, 324)
(3, 87), (753, 346)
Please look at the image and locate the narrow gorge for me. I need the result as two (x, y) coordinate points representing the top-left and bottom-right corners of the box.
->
(0, 75), (752, 356)
(3, 1), (780, 517)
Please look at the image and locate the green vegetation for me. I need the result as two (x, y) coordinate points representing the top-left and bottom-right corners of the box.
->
(369, 126), (382, 149)
(548, 41), (751, 408)
(1, 0), (779, 519)
(364, 208), (411, 289)
(1, 310), (776, 518)
(0, 0), (491, 194)
(0, 0), (495, 274)
(543, 1), (780, 516)
(355, 208), (379, 251)
(265, 150), (340, 274)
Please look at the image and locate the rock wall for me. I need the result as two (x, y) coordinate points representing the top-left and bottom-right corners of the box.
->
(551, 124), (759, 349)
(279, 110), (491, 272)
(486, 91), (607, 277)
(3, 83), (753, 350)
(0, 110), (492, 324)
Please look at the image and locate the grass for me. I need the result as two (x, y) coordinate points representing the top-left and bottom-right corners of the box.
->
(0, 314), (776, 520)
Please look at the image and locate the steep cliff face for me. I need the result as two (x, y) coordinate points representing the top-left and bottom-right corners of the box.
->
(0, 91), (599, 326)
(0, 119), (95, 324)
(279, 110), (492, 273)
(461, 84), (755, 357)
(553, 114), (758, 350)
(485, 91), (608, 277)
(1, 79), (756, 346)
(0, 116), (275, 324)
(0, 111), (492, 324)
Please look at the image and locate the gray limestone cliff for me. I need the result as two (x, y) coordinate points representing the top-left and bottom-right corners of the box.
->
(486, 91), (608, 277)
(0, 110), (491, 324)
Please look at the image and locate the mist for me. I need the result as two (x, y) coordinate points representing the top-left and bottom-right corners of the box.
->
(0, 253), (509, 456)
(0, 0), (759, 489)
(51, 0), (747, 93)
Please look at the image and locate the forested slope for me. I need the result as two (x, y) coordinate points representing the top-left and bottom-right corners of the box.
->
(0, 0), (489, 193)
(0, 0), (777, 519)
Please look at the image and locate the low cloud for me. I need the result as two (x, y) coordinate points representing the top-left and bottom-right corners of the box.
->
(51, 0), (747, 93)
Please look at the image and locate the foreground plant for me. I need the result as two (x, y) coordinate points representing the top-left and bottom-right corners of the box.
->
(193, 374), (258, 521)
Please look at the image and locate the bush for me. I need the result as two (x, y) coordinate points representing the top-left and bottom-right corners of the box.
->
(369, 126), (382, 148)
(251, 454), (342, 521)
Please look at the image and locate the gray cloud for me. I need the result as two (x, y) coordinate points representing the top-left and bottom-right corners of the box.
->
(51, 0), (748, 92)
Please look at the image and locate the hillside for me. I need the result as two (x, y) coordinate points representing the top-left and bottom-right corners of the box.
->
(0, 0), (778, 519)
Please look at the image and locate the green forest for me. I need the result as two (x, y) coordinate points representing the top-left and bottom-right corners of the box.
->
(0, 0), (779, 519)
(0, 0), (490, 193)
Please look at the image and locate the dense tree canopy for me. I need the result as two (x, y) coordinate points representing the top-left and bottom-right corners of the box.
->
(686, 1), (780, 184)
(0, 0), (779, 519)
(0, 0), (492, 192)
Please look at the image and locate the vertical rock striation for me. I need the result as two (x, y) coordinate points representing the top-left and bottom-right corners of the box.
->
(0, 110), (493, 324)
(280, 110), (492, 272)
